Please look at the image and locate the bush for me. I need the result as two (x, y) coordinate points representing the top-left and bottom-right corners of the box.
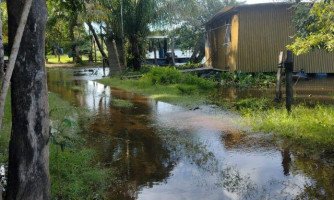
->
(141, 67), (182, 85)
(177, 62), (202, 70)
(177, 85), (197, 95)
(221, 71), (276, 88)
(182, 74), (216, 90)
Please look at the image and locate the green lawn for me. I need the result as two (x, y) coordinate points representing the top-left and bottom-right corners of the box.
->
(46, 53), (104, 64)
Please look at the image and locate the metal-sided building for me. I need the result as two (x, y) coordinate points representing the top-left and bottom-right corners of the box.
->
(205, 3), (334, 73)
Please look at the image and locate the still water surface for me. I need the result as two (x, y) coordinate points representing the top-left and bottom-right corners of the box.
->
(47, 68), (334, 200)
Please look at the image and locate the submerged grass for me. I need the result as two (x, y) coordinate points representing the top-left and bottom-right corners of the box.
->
(111, 98), (134, 108)
(0, 93), (113, 199)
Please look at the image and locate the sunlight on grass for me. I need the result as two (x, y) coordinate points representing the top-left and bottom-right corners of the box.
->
(242, 104), (334, 149)
(111, 99), (134, 108)
(47, 54), (90, 64)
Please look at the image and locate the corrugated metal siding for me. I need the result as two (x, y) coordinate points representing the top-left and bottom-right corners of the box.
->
(237, 5), (334, 73)
(295, 50), (334, 73)
(237, 5), (293, 72)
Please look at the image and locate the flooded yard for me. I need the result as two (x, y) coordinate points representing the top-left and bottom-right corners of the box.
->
(47, 68), (334, 200)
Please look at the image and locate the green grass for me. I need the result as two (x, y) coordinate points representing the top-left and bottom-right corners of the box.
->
(99, 77), (210, 107)
(47, 55), (76, 63)
(0, 95), (11, 163)
(46, 54), (92, 64)
(241, 104), (334, 151)
(111, 98), (134, 108)
(0, 93), (114, 199)
(99, 67), (217, 107)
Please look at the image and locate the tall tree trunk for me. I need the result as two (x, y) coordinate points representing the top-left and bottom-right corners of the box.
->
(87, 22), (108, 65)
(69, 15), (81, 63)
(129, 35), (141, 71)
(6, 0), (50, 199)
(115, 37), (126, 69)
(0, 0), (4, 82)
(105, 35), (121, 76)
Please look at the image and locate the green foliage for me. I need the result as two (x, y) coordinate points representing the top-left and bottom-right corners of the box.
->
(221, 72), (275, 88)
(0, 95), (11, 163)
(141, 67), (182, 85)
(234, 98), (271, 111)
(139, 67), (217, 90)
(177, 62), (203, 70)
(0, 93), (113, 199)
(288, 1), (334, 55)
(155, 0), (240, 52)
(111, 98), (134, 108)
(46, 0), (90, 57)
(177, 85), (197, 95)
(182, 74), (216, 90)
(48, 93), (113, 199)
(50, 146), (113, 200)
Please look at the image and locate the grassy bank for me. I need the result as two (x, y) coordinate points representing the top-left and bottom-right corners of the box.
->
(242, 104), (334, 152)
(98, 67), (334, 154)
(0, 93), (113, 199)
(99, 67), (217, 107)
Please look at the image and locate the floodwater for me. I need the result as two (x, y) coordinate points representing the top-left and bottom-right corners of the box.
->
(47, 68), (334, 200)
(217, 76), (334, 105)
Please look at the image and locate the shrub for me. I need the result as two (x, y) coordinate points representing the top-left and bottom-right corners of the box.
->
(177, 85), (197, 95)
(221, 71), (276, 88)
(141, 67), (182, 85)
(182, 74), (216, 90)
(177, 62), (202, 70)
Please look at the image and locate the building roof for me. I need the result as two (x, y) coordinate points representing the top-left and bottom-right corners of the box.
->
(206, 3), (294, 26)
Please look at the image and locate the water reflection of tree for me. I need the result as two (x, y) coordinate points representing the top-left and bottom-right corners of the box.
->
(221, 132), (334, 199)
(87, 90), (177, 200)
(292, 156), (334, 199)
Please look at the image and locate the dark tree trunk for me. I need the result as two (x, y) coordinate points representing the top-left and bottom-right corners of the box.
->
(87, 23), (109, 65)
(0, 0), (4, 81)
(129, 36), (141, 71)
(69, 15), (81, 63)
(6, 0), (50, 199)
(115, 37), (126, 69)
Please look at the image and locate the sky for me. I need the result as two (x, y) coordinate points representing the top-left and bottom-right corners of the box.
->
(246, 0), (282, 4)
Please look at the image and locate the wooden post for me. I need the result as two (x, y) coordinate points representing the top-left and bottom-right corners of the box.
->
(274, 51), (284, 102)
(285, 50), (294, 113)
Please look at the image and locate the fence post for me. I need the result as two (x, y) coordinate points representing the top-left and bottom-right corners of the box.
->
(274, 51), (284, 102)
(285, 50), (294, 113)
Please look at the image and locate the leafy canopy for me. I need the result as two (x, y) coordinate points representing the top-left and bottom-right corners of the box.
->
(288, 1), (334, 55)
